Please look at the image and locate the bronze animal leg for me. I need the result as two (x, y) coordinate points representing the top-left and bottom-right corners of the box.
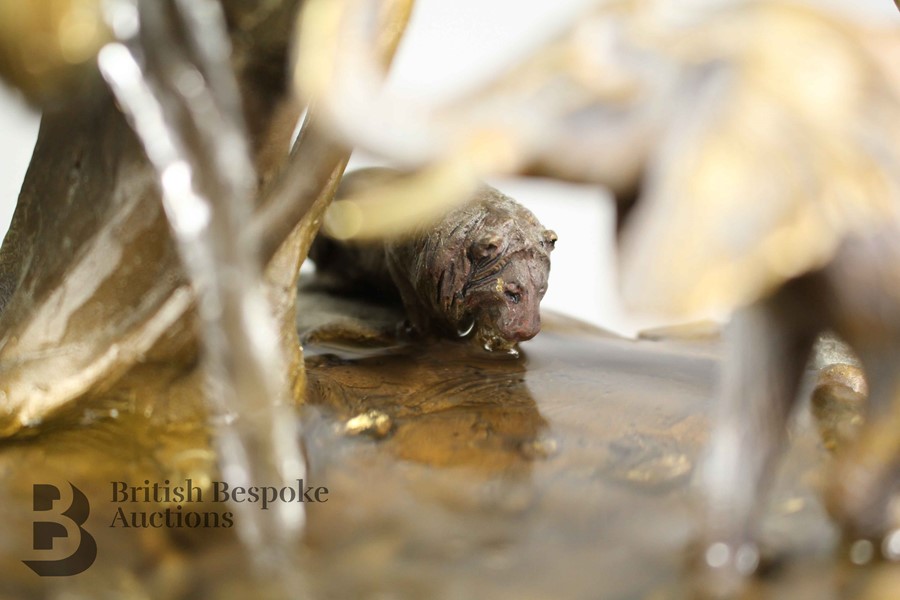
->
(698, 279), (821, 578)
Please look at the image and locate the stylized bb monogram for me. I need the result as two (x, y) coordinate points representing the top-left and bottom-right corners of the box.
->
(23, 483), (97, 576)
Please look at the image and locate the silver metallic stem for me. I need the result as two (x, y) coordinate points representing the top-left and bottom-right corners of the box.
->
(98, 0), (306, 573)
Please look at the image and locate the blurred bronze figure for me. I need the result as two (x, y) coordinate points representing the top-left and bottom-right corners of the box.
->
(294, 0), (900, 580)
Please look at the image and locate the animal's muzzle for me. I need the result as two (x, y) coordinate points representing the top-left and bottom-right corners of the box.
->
(502, 312), (541, 342)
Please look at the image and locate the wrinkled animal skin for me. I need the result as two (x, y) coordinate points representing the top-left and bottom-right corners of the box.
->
(311, 168), (556, 352)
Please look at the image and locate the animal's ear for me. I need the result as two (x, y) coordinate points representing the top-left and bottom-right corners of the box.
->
(471, 234), (502, 261)
(542, 230), (557, 250)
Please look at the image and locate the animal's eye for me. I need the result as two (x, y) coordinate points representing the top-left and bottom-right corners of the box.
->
(505, 291), (520, 304)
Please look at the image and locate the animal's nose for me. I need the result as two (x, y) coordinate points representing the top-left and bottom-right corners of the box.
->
(509, 312), (541, 342)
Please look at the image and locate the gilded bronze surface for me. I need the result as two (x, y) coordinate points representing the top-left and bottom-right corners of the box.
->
(0, 290), (874, 600)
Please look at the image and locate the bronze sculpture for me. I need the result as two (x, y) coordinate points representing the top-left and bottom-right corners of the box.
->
(2, 0), (900, 596)
(311, 167), (556, 354)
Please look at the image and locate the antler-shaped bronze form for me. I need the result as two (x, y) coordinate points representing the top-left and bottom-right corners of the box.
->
(0, 0), (412, 431)
(0, 0), (414, 582)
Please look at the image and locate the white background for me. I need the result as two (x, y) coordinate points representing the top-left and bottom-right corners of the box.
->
(0, 0), (896, 336)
